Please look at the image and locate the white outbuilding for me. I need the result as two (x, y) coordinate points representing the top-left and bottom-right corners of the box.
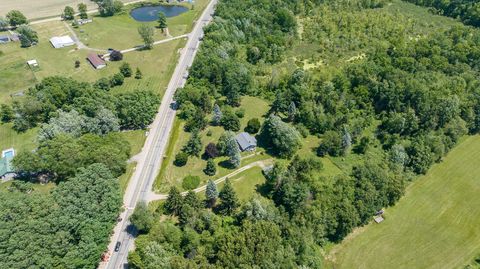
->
(27, 59), (38, 68)
(49, 36), (75, 48)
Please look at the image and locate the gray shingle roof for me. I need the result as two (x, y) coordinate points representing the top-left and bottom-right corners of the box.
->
(235, 132), (257, 151)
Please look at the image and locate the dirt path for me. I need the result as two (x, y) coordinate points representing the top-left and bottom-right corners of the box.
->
(146, 159), (272, 202)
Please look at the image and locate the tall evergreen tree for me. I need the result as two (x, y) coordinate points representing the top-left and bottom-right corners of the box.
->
(225, 132), (241, 168)
(164, 186), (183, 215)
(183, 191), (201, 210)
(212, 104), (223, 125)
(218, 178), (239, 215)
(288, 101), (297, 122)
(204, 158), (217, 176)
(342, 125), (352, 156)
(182, 130), (202, 156)
(205, 179), (218, 208)
(158, 11), (168, 32)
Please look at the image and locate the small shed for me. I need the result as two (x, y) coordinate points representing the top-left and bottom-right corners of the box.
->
(87, 53), (106, 69)
(235, 132), (257, 152)
(27, 59), (38, 68)
(374, 216), (384, 223)
(76, 18), (93, 25)
(50, 36), (75, 48)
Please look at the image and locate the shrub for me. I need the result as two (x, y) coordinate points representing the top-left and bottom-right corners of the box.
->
(110, 73), (124, 86)
(296, 124), (309, 138)
(204, 142), (219, 159)
(110, 50), (123, 61)
(245, 118), (261, 134)
(182, 175), (200, 190)
(235, 108), (245, 118)
(317, 130), (342, 157)
(174, 152), (188, 166)
(94, 77), (111, 91)
(135, 67), (142, 79)
(75, 60), (80, 68)
(119, 62), (132, 77)
(220, 108), (240, 131)
(204, 159), (216, 176)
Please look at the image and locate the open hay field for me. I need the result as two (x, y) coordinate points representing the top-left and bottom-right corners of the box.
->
(327, 135), (480, 269)
(0, 0), (132, 20)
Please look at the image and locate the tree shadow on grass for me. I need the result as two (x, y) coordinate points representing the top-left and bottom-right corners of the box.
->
(218, 159), (235, 169)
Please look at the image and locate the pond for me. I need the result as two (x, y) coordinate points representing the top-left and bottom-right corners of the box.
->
(130, 5), (189, 22)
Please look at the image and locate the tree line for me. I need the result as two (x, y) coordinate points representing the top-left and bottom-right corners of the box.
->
(0, 72), (160, 267)
(405, 0), (480, 27)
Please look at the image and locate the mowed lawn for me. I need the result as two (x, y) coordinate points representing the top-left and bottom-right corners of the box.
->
(154, 96), (271, 192)
(328, 135), (480, 269)
(74, 0), (209, 49)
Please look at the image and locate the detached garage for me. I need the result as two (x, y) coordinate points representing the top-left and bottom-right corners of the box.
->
(87, 53), (106, 69)
(50, 36), (75, 48)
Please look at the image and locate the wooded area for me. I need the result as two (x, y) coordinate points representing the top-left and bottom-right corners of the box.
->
(129, 0), (480, 267)
(0, 72), (160, 267)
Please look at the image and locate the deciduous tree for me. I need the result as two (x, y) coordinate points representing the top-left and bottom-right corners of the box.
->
(6, 10), (27, 26)
(138, 24), (154, 49)
(63, 6), (75, 20)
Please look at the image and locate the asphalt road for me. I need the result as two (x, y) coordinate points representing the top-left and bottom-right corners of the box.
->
(102, 0), (217, 268)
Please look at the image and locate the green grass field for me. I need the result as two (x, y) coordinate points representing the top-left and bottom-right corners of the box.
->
(217, 166), (266, 202)
(154, 96), (271, 192)
(328, 135), (480, 269)
(74, 0), (209, 49)
(0, 123), (38, 153)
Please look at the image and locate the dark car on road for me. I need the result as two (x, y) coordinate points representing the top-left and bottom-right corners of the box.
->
(114, 241), (121, 252)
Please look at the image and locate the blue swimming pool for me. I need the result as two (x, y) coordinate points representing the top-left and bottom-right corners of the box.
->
(2, 150), (14, 158)
(130, 5), (189, 22)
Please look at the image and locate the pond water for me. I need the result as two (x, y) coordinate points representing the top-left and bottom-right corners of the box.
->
(130, 5), (189, 22)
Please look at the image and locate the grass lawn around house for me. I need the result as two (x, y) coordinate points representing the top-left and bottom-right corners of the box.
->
(327, 135), (480, 269)
(0, 20), (186, 163)
(154, 96), (271, 193)
(0, 123), (38, 153)
(1, 0), (209, 105)
(216, 166), (266, 202)
(73, 0), (209, 50)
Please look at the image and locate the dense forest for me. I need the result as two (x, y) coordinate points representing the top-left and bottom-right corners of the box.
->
(405, 0), (480, 27)
(129, 0), (480, 267)
(0, 65), (160, 267)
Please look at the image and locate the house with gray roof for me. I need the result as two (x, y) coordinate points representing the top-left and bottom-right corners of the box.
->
(235, 132), (257, 152)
